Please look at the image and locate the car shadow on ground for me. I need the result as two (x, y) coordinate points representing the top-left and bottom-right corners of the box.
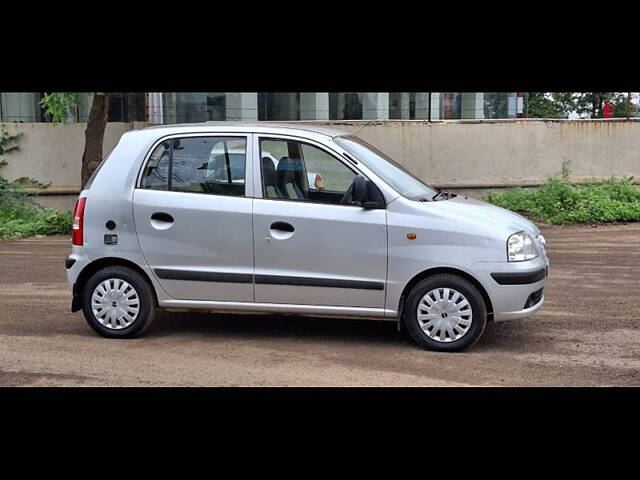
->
(148, 311), (406, 345)
(144, 310), (531, 351)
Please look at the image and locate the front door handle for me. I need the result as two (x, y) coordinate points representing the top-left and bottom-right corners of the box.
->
(270, 221), (294, 233)
(151, 212), (174, 223)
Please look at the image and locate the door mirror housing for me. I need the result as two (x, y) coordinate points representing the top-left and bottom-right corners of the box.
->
(352, 175), (367, 204)
(349, 175), (384, 209)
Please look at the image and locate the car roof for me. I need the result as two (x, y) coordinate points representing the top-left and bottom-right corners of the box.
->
(138, 122), (351, 139)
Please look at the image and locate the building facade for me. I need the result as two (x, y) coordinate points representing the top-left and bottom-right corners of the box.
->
(0, 92), (526, 124)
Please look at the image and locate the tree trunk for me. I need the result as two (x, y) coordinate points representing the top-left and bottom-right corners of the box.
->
(81, 93), (110, 187)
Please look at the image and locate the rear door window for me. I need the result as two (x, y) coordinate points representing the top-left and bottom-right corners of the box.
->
(140, 136), (247, 196)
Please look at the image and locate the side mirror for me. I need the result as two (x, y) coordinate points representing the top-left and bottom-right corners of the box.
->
(350, 175), (383, 209)
(352, 175), (367, 204)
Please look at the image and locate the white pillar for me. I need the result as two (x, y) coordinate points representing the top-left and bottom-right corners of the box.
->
(430, 93), (441, 120)
(147, 92), (164, 124)
(461, 92), (484, 119)
(362, 92), (389, 120)
(225, 93), (258, 121)
(402, 93), (412, 119)
(300, 93), (329, 120)
(475, 92), (485, 119)
(75, 93), (93, 122)
(162, 93), (177, 124)
(507, 93), (517, 118)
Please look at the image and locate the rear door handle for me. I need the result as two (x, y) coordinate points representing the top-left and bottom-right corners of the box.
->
(151, 212), (174, 223)
(270, 221), (294, 232)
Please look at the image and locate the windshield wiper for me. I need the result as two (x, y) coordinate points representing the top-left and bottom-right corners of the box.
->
(432, 190), (450, 201)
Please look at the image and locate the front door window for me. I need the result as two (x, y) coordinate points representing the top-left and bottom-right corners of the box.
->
(259, 138), (356, 205)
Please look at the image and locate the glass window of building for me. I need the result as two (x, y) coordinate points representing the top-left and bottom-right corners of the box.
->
(206, 94), (226, 120)
(258, 93), (300, 121)
(74, 93), (147, 122)
(484, 92), (509, 119)
(162, 93), (227, 124)
(389, 93), (415, 119)
(329, 93), (364, 120)
(107, 93), (146, 122)
(0, 93), (43, 122)
(0, 91), (524, 124)
(440, 93), (462, 119)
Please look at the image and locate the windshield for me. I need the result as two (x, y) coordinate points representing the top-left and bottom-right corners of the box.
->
(334, 135), (438, 201)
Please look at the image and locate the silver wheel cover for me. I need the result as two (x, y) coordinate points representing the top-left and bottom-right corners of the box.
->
(417, 288), (473, 343)
(91, 278), (140, 330)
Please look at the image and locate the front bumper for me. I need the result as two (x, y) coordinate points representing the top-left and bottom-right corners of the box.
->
(493, 292), (545, 321)
(471, 255), (549, 322)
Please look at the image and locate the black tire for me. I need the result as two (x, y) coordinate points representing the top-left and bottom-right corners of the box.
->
(82, 266), (157, 339)
(404, 274), (487, 352)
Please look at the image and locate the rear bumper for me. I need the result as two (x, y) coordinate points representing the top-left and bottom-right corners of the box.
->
(66, 253), (90, 312)
(65, 256), (76, 270)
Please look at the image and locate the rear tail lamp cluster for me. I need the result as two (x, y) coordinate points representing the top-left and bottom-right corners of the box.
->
(72, 197), (87, 246)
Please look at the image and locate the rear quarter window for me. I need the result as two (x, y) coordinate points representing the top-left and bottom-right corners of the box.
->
(140, 140), (171, 190)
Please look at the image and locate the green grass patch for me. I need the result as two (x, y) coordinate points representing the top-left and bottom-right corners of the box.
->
(0, 177), (72, 240)
(485, 172), (640, 224)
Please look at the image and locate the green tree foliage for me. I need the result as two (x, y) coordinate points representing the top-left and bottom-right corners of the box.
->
(527, 93), (562, 118)
(574, 92), (612, 118)
(484, 93), (509, 118)
(612, 93), (639, 117)
(551, 93), (578, 117)
(0, 125), (72, 240)
(40, 93), (80, 122)
(527, 93), (577, 118)
(0, 125), (23, 169)
(527, 92), (637, 118)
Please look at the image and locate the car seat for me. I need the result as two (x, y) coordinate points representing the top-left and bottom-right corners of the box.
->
(275, 156), (306, 200)
(262, 157), (278, 198)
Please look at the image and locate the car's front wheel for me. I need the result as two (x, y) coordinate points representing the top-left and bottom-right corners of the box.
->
(404, 274), (487, 352)
(82, 266), (156, 338)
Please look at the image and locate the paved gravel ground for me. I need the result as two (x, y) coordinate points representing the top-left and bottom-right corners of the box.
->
(0, 225), (639, 386)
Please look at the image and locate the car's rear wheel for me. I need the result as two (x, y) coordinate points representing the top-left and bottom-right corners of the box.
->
(82, 266), (156, 338)
(404, 274), (487, 352)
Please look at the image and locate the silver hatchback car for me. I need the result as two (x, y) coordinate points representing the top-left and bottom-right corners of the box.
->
(65, 123), (548, 351)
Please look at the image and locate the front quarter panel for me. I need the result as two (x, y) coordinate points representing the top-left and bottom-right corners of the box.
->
(385, 196), (508, 314)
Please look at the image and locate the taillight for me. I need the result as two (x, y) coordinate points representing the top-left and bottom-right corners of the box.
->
(72, 197), (87, 246)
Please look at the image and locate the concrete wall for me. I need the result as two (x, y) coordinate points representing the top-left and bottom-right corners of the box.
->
(1, 122), (143, 193)
(300, 119), (640, 189)
(2, 119), (640, 210)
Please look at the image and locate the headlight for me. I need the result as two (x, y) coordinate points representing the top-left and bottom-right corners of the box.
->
(507, 231), (538, 262)
(538, 234), (547, 255)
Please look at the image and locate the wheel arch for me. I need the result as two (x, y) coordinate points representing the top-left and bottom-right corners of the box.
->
(398, 267), (494, 326)
(72, 257), (158, 312)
